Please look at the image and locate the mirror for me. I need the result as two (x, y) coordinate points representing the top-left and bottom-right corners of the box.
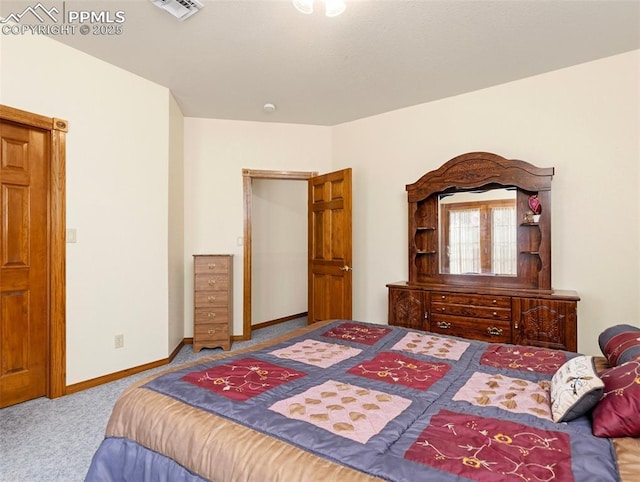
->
(438, 188), (516, 276)
(406, 152), (554, 290)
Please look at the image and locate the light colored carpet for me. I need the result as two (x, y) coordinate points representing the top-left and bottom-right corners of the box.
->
(0, 318), (307, 482)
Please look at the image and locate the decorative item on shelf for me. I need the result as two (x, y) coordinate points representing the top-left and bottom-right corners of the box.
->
(528, 194), (542, 222)
(523, 211), (535, 223)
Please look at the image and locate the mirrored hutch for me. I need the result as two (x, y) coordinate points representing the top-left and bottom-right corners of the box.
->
(387, 152), (579, 351)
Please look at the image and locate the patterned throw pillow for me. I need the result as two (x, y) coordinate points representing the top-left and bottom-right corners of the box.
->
(550, 355), (604, 423)
(592, 360), (640, 438)
(598, 324), (640, 366)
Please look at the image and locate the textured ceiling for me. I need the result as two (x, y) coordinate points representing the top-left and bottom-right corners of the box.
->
(3, 0), (639, 125)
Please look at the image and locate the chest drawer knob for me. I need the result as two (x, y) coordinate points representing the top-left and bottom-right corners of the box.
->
(492, 311), (498, 317)
(486, 326), (503, 337)
(208, 312), (216, 319)
(437, 321), (451, 329)
(207, 279), (216, 286)
(441, 295), (446, 300)
(207, 329), (216, 335)
(492, 299), (498, 304)
(207, 295), (216, 302)
(208, 263), (216, 269)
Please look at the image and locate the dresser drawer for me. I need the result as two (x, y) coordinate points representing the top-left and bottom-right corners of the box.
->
(194, 322), (229, 342)
(194, 256), (230, 274)
(194, 291), (229, 308)
(195, 308), (229, 324)
(195, 274), (229, 292)
(432, 292), (511, 309)
(430, 314), (512, 343)
(430, 302), (511, 321)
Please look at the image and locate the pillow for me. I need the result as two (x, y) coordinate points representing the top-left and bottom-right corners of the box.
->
(550, 355), (604, 423)
(598, 324), (640, 366)
(592, 360), (640, 437)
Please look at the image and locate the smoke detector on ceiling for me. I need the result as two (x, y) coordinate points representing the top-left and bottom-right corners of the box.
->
(150, 0), (203, 21)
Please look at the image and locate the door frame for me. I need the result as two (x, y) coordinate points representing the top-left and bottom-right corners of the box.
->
(0, 105), (67, 399)
(241, 169), (316, 341)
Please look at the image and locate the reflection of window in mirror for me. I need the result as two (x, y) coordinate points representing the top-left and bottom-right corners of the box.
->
(439, 189), (517, 276)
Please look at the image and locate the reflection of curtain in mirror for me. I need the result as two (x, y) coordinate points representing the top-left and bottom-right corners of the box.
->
(449, 209), (480, 274)
(492, 206), (516, 274)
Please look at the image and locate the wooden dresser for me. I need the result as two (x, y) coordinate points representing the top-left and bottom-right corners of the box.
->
(388, 283), (578, 351)
(388, 152), (579, 352)
(193, 254), (233, 352)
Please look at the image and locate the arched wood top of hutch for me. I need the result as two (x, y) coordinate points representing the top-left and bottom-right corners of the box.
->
(406, 152), (554, 202)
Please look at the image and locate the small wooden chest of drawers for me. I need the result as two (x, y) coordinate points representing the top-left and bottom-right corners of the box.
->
(193, 254), (233, 352)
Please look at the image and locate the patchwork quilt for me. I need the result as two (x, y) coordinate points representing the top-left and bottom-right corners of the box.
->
(86, 320), (623, 482)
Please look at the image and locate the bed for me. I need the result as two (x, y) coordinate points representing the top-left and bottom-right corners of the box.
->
(85, 320), (640, 482)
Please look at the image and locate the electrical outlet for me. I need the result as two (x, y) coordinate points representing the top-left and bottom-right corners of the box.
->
(114, 333), (124, 349)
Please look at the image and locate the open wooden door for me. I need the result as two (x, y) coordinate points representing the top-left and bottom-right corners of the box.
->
(0, 105), (66, 407)
(308, 168), (352, 323)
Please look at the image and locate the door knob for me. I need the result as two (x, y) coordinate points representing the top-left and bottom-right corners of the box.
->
(339, 265), (352, 272)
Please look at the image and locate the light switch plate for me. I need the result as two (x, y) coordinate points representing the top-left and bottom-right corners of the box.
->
(66, 228), (77, 243)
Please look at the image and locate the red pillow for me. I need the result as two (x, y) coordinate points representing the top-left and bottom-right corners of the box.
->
(598, 324), (640, 366)
(591, 360), (640, 438)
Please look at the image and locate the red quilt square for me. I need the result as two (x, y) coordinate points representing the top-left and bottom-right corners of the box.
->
(182, 357), (306, 401)
(321, 322), (391, 345)
(405, 409), (574, 482)
(480, 344), (566, 374)
(347, 352), (450, 390)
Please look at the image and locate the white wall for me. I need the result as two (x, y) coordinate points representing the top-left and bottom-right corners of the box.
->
(183, 118), (332, 337)
(333, 50), (640, 356)
(252, 178), (308, 325)
(168, 95), (185, 352)
(2, 29), (637, 385)
(0, 33), (174, 384)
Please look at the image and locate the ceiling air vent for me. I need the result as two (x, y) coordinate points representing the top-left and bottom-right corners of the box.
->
(150, 0), (203, 21)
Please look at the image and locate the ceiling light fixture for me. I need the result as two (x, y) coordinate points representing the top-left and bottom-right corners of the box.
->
(293, 0), (346, 17)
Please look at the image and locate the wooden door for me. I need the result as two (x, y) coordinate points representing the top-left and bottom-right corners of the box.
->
(308, 168), (352, 323)
(0, 120), (50, 408)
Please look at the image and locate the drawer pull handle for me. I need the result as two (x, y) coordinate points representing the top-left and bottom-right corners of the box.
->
(437, 321), (451, 330)
(208, 263), (216, 269)
(207, 329), (216, 335)
(208, 312), (216, 318)
(207, 279), (216, 286)
(424, 312), (429, 320)
(441, 295), (446, 300)
(487, 327), (503, 337)
(492, 299), (498, 304)
(207, 295), (216, 302)
(492, 311), (498, 317)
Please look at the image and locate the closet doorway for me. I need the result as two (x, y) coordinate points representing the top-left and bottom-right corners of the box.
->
(242, 170), (317, 340)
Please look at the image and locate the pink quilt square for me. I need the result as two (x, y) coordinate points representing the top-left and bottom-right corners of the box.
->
(182, 357), (306, 401)
(321, 322), (392, 345)
(480, 344), (566, 374)
(392, 332), (470, 361)
(269, 379), (411, 444)
(347, 352), (450, 390)
(453, 371), (552, 419)
(405, 409), (574, 482)
(269, 339), (362, 368)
